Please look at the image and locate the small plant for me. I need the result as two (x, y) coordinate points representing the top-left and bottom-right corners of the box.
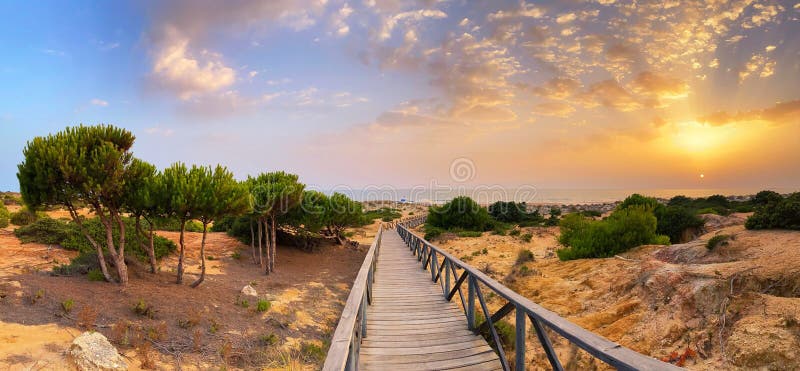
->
(471, 250), (481, 257)
(259, 333), (279, 346)
(110, 320), (131, 345)
(240, 299), (250, 308)
(456, 230), (483, 238)
(138, 341), (157, 369)
(509, 229), (521, 236)
(28, 288), (46, 304)
(520, 233), (533, 243)
(132, 299), (154, 318)
(87, 268), (105, 282)
(300, 342), (325, 363)
(61, 298), (74, 314)
(257, 299), (271, 312)
(146, 322), (167, 341)
(515, 249), (534, 265)
(460, 255), (473, 262)
(231, 251), (241, 260)
(209, 318), (220, 334)
(207, 255), (216, 261)
(481, 248), (488, 255)
(706, 234), (732, 250)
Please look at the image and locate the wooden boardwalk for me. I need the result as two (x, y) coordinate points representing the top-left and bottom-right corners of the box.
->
(358, 229), (502, 370)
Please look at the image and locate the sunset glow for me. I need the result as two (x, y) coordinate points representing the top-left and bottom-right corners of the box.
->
(0, 1), (798, 190)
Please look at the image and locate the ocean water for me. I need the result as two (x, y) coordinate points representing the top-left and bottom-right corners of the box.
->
(339, 187), (799, 205)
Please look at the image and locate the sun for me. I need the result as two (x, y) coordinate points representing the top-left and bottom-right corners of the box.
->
(671, 121), (727, 154)
(700, 174), (705, 179)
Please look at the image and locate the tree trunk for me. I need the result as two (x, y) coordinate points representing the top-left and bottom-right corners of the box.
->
(263, 218), (272, 275)
(136, 216), (157, 274)
(250, 218), (256, 264)
(98, 208), (126, 284)
(147, 220), (156, 273)
(177, 219), (186, 284)
(257, 218), (263, 268)
(67, 206), (113, 282)
(269, 216), (277, 273)
(190, 222), (208, 288)
(113, 210), (128, 285)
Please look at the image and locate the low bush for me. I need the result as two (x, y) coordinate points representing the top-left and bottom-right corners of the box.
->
(427, 197), (492, 232)
(746, 193), (800, 230)
(9, 207), (43, 226)
(14, 218), (72, 244)
(362, 207), (402, 225)
(61, 299), (74, 314)
(515, 249), (534, 265)
(456, 230), (483, 238)
(132, 299), (154, 318)
(475, 311), (515, 351)
(0, 203), (9, 228)
(706, 234), (731, 250)
(87, 268), (105, 281)
(300, 342), (325, 363)
(257, 299), (271, 312)
(509, 229), (521, 236)
(655, 206), (705, 243)
(557, 206), (669, 261)
(520, 233), (532, 243)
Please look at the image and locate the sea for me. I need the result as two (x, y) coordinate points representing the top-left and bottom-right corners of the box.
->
(336, 187), (799, 205)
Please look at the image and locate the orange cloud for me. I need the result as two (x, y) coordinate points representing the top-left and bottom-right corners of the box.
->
(698, 100), (800, 126)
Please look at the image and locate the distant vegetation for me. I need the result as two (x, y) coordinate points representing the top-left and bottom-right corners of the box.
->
(557, 206), (670, 261)
(745, 191), (800, 230)
(424, 196), (493, 239)
(0, 203), (9, 228)
(362, 207), (401, 223)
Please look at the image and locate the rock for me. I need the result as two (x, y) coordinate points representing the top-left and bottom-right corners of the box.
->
(69, 332), (127, 371)
(241, 284), (258, 297)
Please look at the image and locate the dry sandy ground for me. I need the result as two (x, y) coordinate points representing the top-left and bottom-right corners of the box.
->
(0, 218), (365, 370)
(418, 214), (800, 370)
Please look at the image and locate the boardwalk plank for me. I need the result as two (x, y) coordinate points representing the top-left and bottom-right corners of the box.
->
(359, 230), (501, 371)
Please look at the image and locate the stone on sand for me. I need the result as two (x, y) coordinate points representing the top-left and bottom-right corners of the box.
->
(69, 331), (127, 371)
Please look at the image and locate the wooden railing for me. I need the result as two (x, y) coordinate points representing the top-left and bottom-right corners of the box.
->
(381, 214), (427, 229)
(322, 225), (383, 371)
(395, 220), (682, 371)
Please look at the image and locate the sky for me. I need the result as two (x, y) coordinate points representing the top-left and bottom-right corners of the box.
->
(1, 0), (799, 192)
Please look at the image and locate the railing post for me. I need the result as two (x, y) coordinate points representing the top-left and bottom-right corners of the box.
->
(445, 259), (451, 296)
(516, 306), (526, 371)
(467, 275), (476, 331)
(430, 250), (437, 281)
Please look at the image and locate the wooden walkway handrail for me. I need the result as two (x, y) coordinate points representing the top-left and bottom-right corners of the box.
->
(395, 220), (683, 371)
(323, 225), (383, 371)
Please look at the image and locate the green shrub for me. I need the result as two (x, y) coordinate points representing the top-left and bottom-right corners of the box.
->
(61, 217), (176, 260)
(752, 190), (783, 206)
(509, 229), (521, 236)
(61, 299), (74, 313)
(557, 206), (668, 261)
(14, 218), (73, 244)
(426, 197), (492, 232)
(150, 216), (204, 232)
(132, 299), (154, 318)
(259, 333), (278, 346)
(520, 233), (532, 243)
(0, 203), (9, 228)
(87, 268), (105, 281)
(362, 207), (402, 225)
(655, 206), (704, 243)
(474, 311), (515, 351)
(300, 342), (325, 363)
(257, 300), (271, 312)
(423, 225), (444, 240)
(231, 251), (242, 260)
(544, 207), (561, 226)
(746, 193), (800, 230)
(706, 234), (731, 250)
(456, 230), (483, 238)
(10, 207), (43, 226)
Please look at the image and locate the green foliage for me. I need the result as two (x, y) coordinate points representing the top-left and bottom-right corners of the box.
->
(619, 194), (664, 213)
(14, 218), (72, 244)
(520, 233), (532, 243)
(706, 234), (731, 250)
(61, 299), (74, 313)
(300, 342), (325, 363)
(544, 207), (561, 226)
(557, 206), (668, 261)
(61, 217), (177, 260)
(259, 333), (278, 346)
(654, 206), (705, 243)
(456, 230), (483, 238)
(10, 207), (43, 226)
(87, 268), (105, 281)
(362, 207), (401, 224)
(257, 299), (271, 312)
(508, 229), (521, 236)
(752, 190), (783, 206)
(423, 225), (444, 240)
(150, 216), (204, 232)
(427, 196), (492, 232)
(746, 193), (800, 230)
(132, 299), (154, 318)
(0, 203), (10, 228)
(474, 311), (515, 351)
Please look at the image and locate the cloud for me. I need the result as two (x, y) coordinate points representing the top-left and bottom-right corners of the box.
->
(697, 100), (800, 126)
(739, 54), (776, 82)
(378, 9), (447, 41)
(556, 13), (577, 24)
(151, 28), (236, 100)
(631, 71), (689, 104)
(532, 102), (575, 117)
(90, 98), (109, 106)
(575, 79), (641, 111)
(330, 3), (354, 37)
(531, 77), (581, 100)
(487, 2), (545, 21)
(144, 126), (175, 137)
